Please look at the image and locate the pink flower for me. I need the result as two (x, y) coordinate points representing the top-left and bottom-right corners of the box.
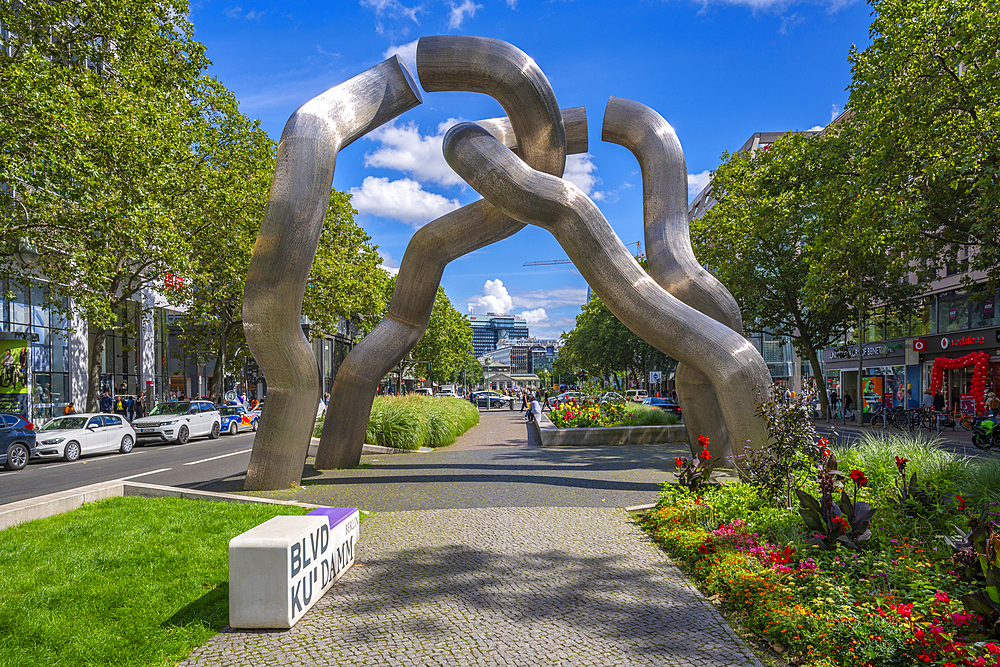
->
(935, 590), (951, 604)
(986, 643), (1000, 655)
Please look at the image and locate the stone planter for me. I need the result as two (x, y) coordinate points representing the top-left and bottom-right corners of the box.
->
(533, 414), (688, 447)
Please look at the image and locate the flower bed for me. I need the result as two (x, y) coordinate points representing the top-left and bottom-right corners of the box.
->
(549, 400), (679, 428)
(639, 397), (1000, 667)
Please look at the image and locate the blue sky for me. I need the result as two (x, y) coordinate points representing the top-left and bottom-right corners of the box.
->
(190, 0), (873, 339)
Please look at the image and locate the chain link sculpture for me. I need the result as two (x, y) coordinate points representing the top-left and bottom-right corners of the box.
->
(244, 35), (772, 490)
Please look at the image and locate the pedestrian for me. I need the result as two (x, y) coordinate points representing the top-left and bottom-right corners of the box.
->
(542, 390), (551, 412)
(988, 392), (1000, 418)
(101, 390), (113, 413)
(827, 388), (839, 419)
(783, 386), (791, 404)
(933, 390), (945, 413)
(843, 393), (855, 420)
(125, 394), (135, 422)
(526, 394), (541, 422)
(137, 392), (146, 419)
(63, 402), (76, 415)
(114, 394), (126, 417)
(520, 390), (528, 414)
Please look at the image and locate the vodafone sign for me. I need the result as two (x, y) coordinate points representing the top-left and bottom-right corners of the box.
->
(913, 340), (927, 352)
(914, 330), (996, 355)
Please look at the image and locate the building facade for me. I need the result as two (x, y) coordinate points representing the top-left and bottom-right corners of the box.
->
(468, 313), (529, 358)
(481, 337), (559, 376)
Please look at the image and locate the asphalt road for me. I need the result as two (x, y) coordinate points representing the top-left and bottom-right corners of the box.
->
(0, 430), (258, 506)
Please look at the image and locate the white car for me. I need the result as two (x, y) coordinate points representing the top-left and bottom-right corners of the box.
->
(36, 413), (136, 462)
(131, 400), (221, 444)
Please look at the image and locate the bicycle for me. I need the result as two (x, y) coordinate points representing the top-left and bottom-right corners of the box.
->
(866, 403), (888, 429)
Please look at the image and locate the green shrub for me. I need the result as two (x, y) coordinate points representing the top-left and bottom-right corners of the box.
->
(367, 395), (479, 450)
(626, 405), (680, 426)
(843, 432), (967, 505)
(960, 456), (1000, 508)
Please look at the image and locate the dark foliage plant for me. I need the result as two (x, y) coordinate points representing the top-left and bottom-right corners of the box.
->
(674, 435), (722, 495)
(945, 503), (1000, 638)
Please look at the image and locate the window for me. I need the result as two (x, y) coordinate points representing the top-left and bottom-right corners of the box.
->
(102, 415), (122, 426)
(910, 298), (936, 337)
(938, 291), (969, 333)
(971, 290), (998, 329)
(87, 417), (102, 428)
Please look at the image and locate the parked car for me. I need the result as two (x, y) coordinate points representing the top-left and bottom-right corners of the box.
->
(0, 413), (37, 471)
(131, 400), (221, 444)
(474, 392), (513, 408)
(624, 389), (648, 403)
(35, 413), (136, 462)
(434, 391), (459, 398)
(551, 391), (584, 408)
(413, 387), (434, 397)
(641, 396), (682, 418)
(218, 404), (259, 435)
(597, 392), (627, 404)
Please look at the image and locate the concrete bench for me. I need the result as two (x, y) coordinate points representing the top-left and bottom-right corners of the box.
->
(229, 507), (360, 628)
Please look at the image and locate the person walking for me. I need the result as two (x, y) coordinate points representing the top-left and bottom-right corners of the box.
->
(828, 388), (839, 420)
(520, 390), (528, 414)
(933, 390), (946, 413)
(843, 393), (855, 421)
(137, 392), (146, 419)
(542, 390), (551, 412)
(100, 390), (113, 413)
(125, 395), (135, 422)
(114, 394), (126, 418)
(922, 389), (934, 411)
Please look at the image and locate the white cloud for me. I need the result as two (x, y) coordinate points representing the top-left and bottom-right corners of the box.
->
(378, 250), (400, 276)
(448, 0), (483, 28)
(693, 0), (856, 10)
(778, 12), (804, 34)
(364, 120), (465, 187)
(510, 287), (588, 310)
(564, 154), (605, 200)
(360, 0), (420, 25)
(519, 307), (547, 323)
(687, 170), (711, 202)
(382, 40), (418, 76)
(469, 279), (514, 314)
(831, 103), (842, 122)
(808, 125), (825, 132)
(350, 177), (462, 228)
(223, 6), (263, 20)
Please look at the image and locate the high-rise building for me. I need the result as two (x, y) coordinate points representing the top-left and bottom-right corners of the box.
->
(468, 313), (529, 357)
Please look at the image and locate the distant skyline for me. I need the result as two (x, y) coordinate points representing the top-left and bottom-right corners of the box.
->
(190, 0), (874, 338)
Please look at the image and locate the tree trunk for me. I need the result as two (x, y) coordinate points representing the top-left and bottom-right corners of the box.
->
(214, 315), (230, 405)
(802, 342), (828, 418)
(87, 326), (108, 412)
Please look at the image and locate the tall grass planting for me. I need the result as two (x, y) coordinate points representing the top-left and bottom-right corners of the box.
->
(365, 395), (479, 450)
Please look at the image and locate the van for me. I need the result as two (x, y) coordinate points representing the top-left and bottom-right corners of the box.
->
(413, 387), (434, 396)
(625, 389), (648, 403)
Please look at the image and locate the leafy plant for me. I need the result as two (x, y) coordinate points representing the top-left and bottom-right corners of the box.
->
(795, 449), (875, 551)
(945, 504), (1000, 638)
(674, 435), (723, 494)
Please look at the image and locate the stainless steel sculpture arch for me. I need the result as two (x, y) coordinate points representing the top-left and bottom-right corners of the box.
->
(441, 121), (772, 459)
(602, 97), (741, 460)
(245, 35), (773, 489)
(314, 35), (576, 470)
(242, 56), (421, 490)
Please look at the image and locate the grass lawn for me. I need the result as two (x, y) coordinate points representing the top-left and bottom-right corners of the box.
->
(0, 496), (311, 667)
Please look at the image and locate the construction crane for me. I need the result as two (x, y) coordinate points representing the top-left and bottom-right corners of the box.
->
(523, 241), (643, 267)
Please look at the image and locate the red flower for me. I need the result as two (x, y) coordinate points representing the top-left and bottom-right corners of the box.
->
(986, 644), (1000, 655)
(675, 457), (686, 468)
(699, 448), (711, 461)
(895, 455), (909, 470)
(956, 495), (966, 512)
(693, 496), (703, 506)
(832, 515), (850, 533)
(697, 434), (710, 449)
(849, 469), (868, 487)
(890, 602), (914, 618)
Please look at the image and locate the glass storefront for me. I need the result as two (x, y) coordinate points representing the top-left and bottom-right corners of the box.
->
(1, 278), (71, 422)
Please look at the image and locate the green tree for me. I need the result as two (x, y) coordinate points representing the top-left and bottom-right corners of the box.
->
(847, 0), (1000, 286)
(0, 0), (214, 410)
(691, 131), (915, 415)
(559, 294), (674, 391)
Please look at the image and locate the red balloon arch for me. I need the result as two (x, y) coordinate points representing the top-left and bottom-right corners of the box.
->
(929, 351), (992, 414)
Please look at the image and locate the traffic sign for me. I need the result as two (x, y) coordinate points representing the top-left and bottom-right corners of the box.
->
(649, 371), (662, 383)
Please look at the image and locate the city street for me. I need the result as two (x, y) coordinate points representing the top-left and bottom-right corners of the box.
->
(0, 431), (257, 506)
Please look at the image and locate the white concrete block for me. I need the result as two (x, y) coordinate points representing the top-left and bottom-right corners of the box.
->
(229, 510), (359, 629)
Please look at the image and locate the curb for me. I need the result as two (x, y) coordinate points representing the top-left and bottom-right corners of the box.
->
(307, 438), (433, 457)
(0, 480), (323, 532)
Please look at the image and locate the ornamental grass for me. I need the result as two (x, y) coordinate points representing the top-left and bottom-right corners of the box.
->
(364, 395), (479, 450)
(640, 398), (1000, 667)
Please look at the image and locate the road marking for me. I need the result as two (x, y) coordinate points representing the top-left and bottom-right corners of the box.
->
(183, 449), (253, 466)
(119, 468), (172, 480)
(40, 460), (87, 470)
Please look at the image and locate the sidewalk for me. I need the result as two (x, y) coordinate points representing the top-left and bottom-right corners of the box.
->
(177, 412), (763, 667)
(814, 417), (998, 459)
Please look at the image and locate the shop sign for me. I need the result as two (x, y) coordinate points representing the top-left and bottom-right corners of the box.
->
(827, 343), (903, 362)
(940, 335), (985, 350)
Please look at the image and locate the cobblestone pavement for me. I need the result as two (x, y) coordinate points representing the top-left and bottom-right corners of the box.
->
(198, 411), (692, 512)
(179, 507), (762, 667)
(178, 413), (763, 666)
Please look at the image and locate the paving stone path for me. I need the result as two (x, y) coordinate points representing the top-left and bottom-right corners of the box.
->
(179, 413), (763, 666)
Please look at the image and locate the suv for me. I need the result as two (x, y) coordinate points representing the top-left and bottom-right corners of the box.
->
(0, 413), (37, 470)
(131, 400), (221, 444)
